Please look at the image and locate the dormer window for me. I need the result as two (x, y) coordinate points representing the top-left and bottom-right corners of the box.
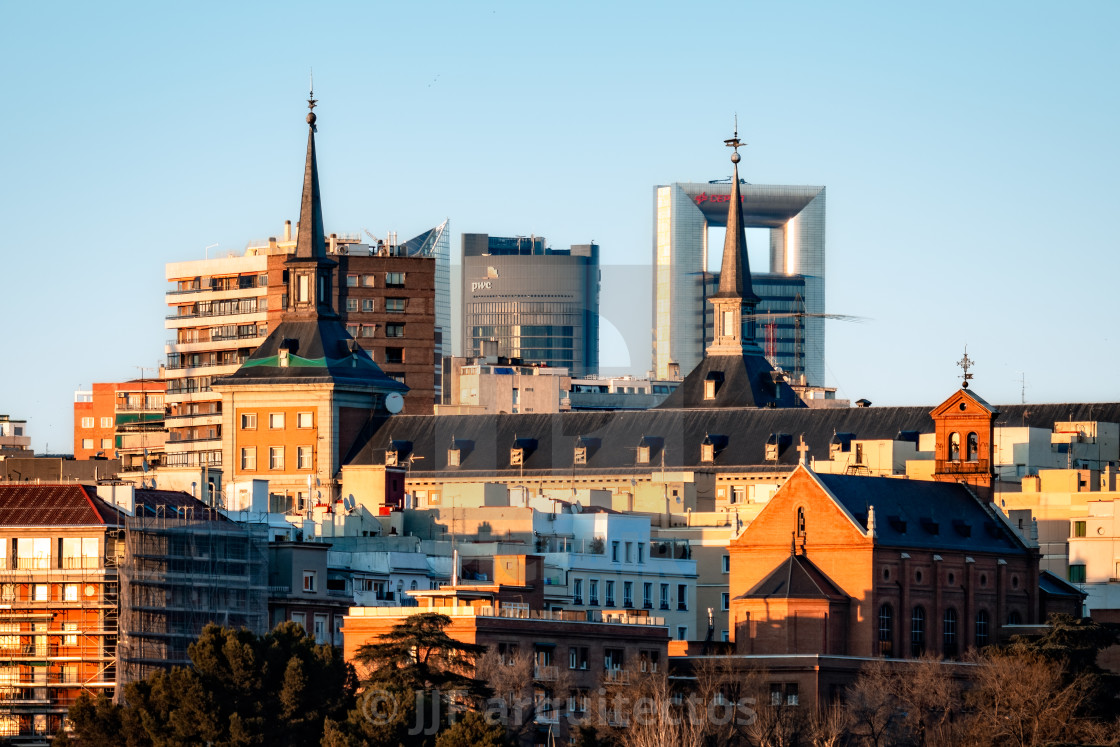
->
(510, 448), (524, 466)
(385, 449), (398, 467)
(448, 447), (461, 467)
(637, 446), (650, 464)
(704, 380), (716, 400)
(574, 445), (587, 465)
(701, 440), (715, 463)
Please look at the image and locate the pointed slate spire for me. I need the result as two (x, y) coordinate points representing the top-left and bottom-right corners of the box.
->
(295, 88), (326, 260)
(714, 127), (760, 304)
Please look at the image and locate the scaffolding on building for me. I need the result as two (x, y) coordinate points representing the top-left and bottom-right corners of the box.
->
(117, 505), (268, 685)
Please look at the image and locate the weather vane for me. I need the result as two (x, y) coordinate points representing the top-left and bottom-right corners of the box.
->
(957, 346), (975, 388)
(724, 114), (743, 162)
(306, 70), (318, 132)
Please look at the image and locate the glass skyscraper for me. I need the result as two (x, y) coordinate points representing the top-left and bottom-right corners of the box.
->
(461, 234), (599, 376)
(652, 182), (826, 383)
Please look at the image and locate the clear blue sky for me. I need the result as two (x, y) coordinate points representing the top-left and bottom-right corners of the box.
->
(2, 1), (1118, 452)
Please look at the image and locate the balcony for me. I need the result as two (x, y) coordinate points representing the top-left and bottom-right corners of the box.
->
(533, 665), (558, 682)
(935, 459), (990, 474)
(166, 299), (265, 321)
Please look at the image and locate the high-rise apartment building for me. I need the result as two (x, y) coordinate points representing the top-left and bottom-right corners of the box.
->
(461, 233), (599, 376)
(651, 181), (825, 383)
(162, 221), (448, 470)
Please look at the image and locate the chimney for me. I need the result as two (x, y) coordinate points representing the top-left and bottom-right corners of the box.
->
(329, 233), (338, 254)
(284, 220), (292, 242)
(268, 237), (277, 252)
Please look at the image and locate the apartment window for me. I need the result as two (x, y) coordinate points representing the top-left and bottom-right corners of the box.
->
(99, 417), (112, 428)
(386, 298), (406, 312)
(240, 447), (256, 470)
(721, 592), (730, 611)
(297, 446), (312, 470)
(291, 612), (306, 630)
(677, 626), (688, 641)
(605, 581), (615, 607)
(911, 606), (926, 657)
(269, 446), (284, 470)
(313, 614), (329, 644)
(386, 272), (405, 288)
(569, 688), (589, 714)
(292, 412), (312, 430)
(64, 623), (78, 647)
(361, 274), (375, 287)
(362, 298), (375, 312)
(623, 581), (633, 607)
(611, 541), (620, 562)
(64, 584), (78, 602)
(588, 580), (599, 606)
(0, 586), (13, 603)
(100, 439), (112, 449)
(572, 578), (583, 605)
(677, 584), (688, 611)
(603, 648), (624, 671)
(82, 439), (93, 450)
(732, 485), (745, 504)
(269, 412), (285, 429)
(1069, 564), (1086, 583)
(360, 325), (376, 338)
(385, 347), (404, 364)
(1073, 521), (1087, 538)
(346, 274), (358, 287)
(770, 682), (798, 707)
(385, 323), (405, 338)
(81, 417), (94, 429)
(637, 543), (645, 563)
(303, 571), (316, 592)
(0, 624), (17, 649)
(643, 582), (653, 608)
(345, 324), (359, 337)
(624, 542), (632, 563)
(660, 583), (670, 610)
(346, 298), (359, 312)
(34, 585), (49, 602)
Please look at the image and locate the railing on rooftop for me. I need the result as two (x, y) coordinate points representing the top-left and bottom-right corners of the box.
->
(347, 605), (666, 626)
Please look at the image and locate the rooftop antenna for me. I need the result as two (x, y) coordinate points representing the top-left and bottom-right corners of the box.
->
(204, 242), (219, 259)
(1019, 372), (1026, 404)
(957, 346), (975, 389)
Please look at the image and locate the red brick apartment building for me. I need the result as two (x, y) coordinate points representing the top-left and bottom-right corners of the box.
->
(73, 380), (165, 464)
(342, 555), (669, 745)
(0, 484), (266, 744)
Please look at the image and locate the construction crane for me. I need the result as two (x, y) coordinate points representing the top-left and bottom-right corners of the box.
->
(745, 295), (864, 380)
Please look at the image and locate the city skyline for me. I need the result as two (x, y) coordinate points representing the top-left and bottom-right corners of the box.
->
(3, 1), (1119, 452)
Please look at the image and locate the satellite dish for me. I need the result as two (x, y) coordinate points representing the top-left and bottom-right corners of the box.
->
(344, 495), (356, 511)
(385, 392), (404, 414)
(572, 501), (582, 514)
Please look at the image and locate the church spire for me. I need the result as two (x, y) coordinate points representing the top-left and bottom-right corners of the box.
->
(714, 124), (760, 305)
(295, 84), (326, 260)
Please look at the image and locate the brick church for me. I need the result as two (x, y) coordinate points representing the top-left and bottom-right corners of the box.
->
(728, 385), (1083, 660)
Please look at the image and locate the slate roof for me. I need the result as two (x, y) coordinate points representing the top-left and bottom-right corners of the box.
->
(812, 471), (1028, 554)
(741, 553), (848, 601)
(132, 489), (233, 522)
(345, 402), (1120, 476)
(214, 320), (408, 390)
(656, 353), (805, 409)
(1038, 569), (1086, 599)
(0, 485), (120, 526)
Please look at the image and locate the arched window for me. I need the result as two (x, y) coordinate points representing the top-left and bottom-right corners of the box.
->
(911, 606), (926, 657)
(410, 580), (418, 591)
(796, 507), (806, 537)
(878, 604), (893, 657)
(949, 432), (961, 461)
(943, 608), (958, 658)
(967, 432), (979, 462)
(976, 610), (990, 648)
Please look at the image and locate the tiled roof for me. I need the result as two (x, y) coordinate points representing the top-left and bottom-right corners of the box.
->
(741, 553), (848, 601)
(0, 485), (118, 526)
(813, 471), (1028, 554)
(345, 402), (1120, 475)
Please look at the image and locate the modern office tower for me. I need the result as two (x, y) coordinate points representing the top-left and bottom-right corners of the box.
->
(162, 222), (447, 470)
(461, 233), (600, 376)
(651, 181), (825, 383)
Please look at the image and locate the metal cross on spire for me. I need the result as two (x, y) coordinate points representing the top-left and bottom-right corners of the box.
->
(306, 70), (318, 132)
(957, 346), (975, 389)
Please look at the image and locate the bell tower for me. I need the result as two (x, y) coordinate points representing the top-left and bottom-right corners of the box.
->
(930, 349), (999, 499)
